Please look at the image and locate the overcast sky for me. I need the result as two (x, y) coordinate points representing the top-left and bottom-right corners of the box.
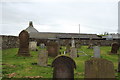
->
(1, 0), (119, 36)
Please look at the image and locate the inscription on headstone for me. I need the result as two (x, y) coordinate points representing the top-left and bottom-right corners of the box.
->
(52, 56), (76, 79)
(18, 30), (30, 56)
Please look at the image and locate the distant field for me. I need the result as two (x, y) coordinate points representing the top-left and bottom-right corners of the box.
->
(1, 46), (120, 78)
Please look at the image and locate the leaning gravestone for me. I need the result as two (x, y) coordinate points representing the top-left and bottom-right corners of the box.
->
(37, 49), (48, 66)
(110, 42), (119, 54)
(29, 41), (37, 51)
(18, 30), (30, 56)
(46, 41), (59, 57)
(93, 46), (100, 58)
(52, 56), (76, 79)
(85, 58), (115, 78)
(70, 47), (77, 58)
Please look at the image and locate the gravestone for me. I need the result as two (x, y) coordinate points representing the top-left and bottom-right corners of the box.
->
(52, 56), (76, 79)
(38, 49), (48, 66)
(110, 42), (119, 54)
(40, 43), (45, 49)
(85, 58), (115, 78)
(18, 30), (30, 56)
(29, 41), (37, 51)
(93, 46), (100, 58)
(70, 47), (77, 58)
(46, 41), (59, 57)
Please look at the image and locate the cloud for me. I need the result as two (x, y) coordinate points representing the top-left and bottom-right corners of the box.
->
(1, 0), (119, 36)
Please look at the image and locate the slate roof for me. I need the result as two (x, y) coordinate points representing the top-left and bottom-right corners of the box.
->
(29, 32), (100, 39)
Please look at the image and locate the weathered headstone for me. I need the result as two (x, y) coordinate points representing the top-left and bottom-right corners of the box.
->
(37, 49), (48, 66)
(93, 46), (100, 58)
(29, 41), (37, 51)
(52, 56), (76, 79)
(110, 42), (119, 54)
(46, 41), (59, 57)
(85, 58), (115, 78)
(70, 47), (77, 58)
(18, 30), (30, 56)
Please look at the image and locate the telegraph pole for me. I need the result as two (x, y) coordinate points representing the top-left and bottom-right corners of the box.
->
(79, 24), (80, 34)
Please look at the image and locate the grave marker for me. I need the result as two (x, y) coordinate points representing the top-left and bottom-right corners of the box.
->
(38, 49), (48, 66)
(18, 30), (30, 56)
(85, 58), (115, 78)
(29, 41), (37, 51)
(110, 42), (119, 54)
(52, 56), (76, 79)
(93, 46), (100, 58)
(46, 41), (59, 57)
(70, 47), (77, 58)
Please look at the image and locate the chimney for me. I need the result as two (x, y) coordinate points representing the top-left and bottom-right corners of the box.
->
(29, 21), (33, 27)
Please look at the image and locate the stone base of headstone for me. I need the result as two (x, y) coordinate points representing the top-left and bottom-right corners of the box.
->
(85, 58), (115, 78)
(37, 49), (48, 66)
(18, 51), (30, 56)
(70, 47), (77, 58)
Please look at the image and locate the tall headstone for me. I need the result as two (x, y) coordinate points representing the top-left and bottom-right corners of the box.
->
(85, 58), (115, 78)
(93, 46), (100, 58)
(18, 30), (30, 56)
(46, 41), (59, 57)
(110, 42), (119, 54)
(70, 47), (77, 58)
(38, 49), (48, 66)
(29, 41), (37, 51)
(52, 56), (76, 80)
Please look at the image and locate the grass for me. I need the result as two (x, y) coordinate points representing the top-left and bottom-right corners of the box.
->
(2, 46), (120, 78)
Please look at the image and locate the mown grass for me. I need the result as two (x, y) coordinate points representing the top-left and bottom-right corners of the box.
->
(2, 46), (119, 78)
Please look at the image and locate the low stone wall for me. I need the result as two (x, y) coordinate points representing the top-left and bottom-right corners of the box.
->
(1, 35), (19, 49)
(1, 35), (119, 49)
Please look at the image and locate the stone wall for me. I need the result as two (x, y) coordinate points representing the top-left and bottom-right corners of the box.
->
(1, 35), (119, 49)
(1, 35), (19, 49)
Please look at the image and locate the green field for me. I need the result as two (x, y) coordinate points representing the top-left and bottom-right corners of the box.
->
(1, 46), (120, 78)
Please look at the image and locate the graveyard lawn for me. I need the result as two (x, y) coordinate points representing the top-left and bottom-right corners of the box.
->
(2, 46), (119, 78)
